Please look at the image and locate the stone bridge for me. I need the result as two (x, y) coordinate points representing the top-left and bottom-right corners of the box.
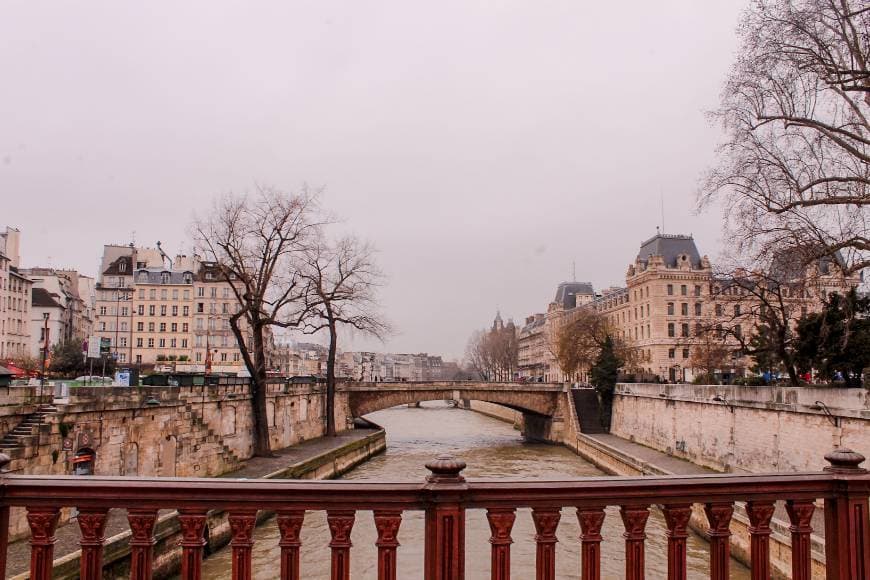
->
(335, 381), (570, 442)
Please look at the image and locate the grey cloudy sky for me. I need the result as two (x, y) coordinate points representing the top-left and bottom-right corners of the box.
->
(2, 1), (746, 359)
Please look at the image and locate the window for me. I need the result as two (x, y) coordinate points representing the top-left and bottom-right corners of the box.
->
(171, 323), (178, 332)
(197, 303), (204, 313)
(138, 289), (145, 299)
(694, 285), (701, 296)
(715, 304), (723, 316)
(220, 352), (227, 362)
(734, 305), (741, 316)
(149, 305), (155, 316)
(182, 323), (189, 332)
(195, 335), (203, 347)
(183, 306), (190, 316)
(196, 319), (204, 330)
(161, 289), (168, 300)
(170, 338), (177, 348)
(681, 303), (688, 316)
(681, 285), (687, 296)
(147, 338), (155, 348)
(148, 322), (155, 332)
(119, 353), (126, 363)
(138, 305), (144, 315)
(668, 348), (675, 359)
(682, 348), (689, 359)
(197, 287), (205, 297)
(136, 354), (142, 363)
(734, 325), (742, 338)
(667, 303), (674, 315)
(149, 289), (156, 300)
(119, 261), (127, 273)
(172, 305), (178, 316)
(99, 306), (107, 315)
(136, 338), (143, 347)
(181, 339), (188, 348)
(681, 323), (689, 337)
(120, 322), (128, 331)
(221, 335), (228, 347)
(183, 290), (190, 300)
(172, 289), (179, 300)
(137, 322), (144, 331)
(183, 272), (192, 284)
(668, 323), (675, 337)
(667, 284), (674, 296)
(99, 322), (106, 331)
(233, 353), (240, 362)
(159, 323), (166, 332)
(223, 288), (230, 298)
(222, 303), (229, 314)
(695, 303), (702, 316)
(195, 352), (202, 362)
(160, 305), (167, 316)
(210, 287), (217, 298)
(158, 338), (166, 347)
(209, 302), (217, 314)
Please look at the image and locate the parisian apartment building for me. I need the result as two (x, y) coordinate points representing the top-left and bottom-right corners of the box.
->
(0, 227), (31, 360)
(517, 232), (860, 384)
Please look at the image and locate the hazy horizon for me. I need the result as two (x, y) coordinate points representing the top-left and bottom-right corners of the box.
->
(3, 1), (747, 359)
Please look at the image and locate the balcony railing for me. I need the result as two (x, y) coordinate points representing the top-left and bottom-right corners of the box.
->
(1, 450), (868, 580)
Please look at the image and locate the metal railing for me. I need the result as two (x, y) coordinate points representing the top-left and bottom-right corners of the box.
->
(0, 449), (868, 580)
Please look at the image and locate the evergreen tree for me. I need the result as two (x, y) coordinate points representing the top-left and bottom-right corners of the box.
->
(590, 335), (622, 429)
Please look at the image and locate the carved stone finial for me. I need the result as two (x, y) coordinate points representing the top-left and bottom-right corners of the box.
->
(0, 452), (10, 473)
(824, 448), (866, 474)
(425, 455), (466, 483)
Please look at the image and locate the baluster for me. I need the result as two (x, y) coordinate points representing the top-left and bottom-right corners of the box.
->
(662, 504), (691, 580)
(486, 508), (516, 580)
(620, 505), (649, 580)
(178, 510), (208, 580)
(128, 509), (158, 580)
(704, 503), (733, 580)
(374, 510), (402, 580)
(77, 507), (109, 580)
(26, 506), (60, 580)
(577, 506), (605, 580)
(785, 500), (815, 580)
(746, 501), (775, 580)
(0, 504), (8, 580)
(423, 455), (467, 580)
(531, 508), (560, 580)
(277, 510), (305, 580)
(229, 510), (257, 580)
(327, 510), (355, 580)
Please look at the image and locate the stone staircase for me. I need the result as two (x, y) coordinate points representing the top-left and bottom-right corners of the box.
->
(571, 388), (607, 434)
(0, 405), (58, 458)
(181, 402), (244, 474)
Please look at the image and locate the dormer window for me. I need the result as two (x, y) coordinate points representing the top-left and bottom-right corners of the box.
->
(137, 271), (149, 283)
(205, 272), (214, 280)
(183, 272), (192, 284)
(119, 261), (127, 273)
(161, 272), (170, 284)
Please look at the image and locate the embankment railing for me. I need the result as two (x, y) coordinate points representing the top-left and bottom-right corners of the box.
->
(0, 449), (868, 580)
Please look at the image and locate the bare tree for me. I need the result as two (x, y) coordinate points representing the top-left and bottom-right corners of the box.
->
(464, 324), (518, 381)
(688, 330), (736, 384)
(554, 308), (636, 382)
(193, 186), (318, 456)
(701, 0), (870, 273)
(298, 235), (389, 436)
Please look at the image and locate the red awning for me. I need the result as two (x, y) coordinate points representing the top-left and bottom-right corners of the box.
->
(72, 455), (94, 464)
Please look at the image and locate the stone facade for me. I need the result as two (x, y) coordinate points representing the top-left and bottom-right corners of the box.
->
(610, 383), (870, 473)
(24, 268), (94, 358)
(0, 227), (32, 360)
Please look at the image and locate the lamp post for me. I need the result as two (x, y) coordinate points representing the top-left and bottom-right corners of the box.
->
(39, 312), (49, 398)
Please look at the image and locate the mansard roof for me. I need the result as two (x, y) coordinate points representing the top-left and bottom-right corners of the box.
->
(637, 233), (702, 268)
(553, 282), (595, 309)
(102, 255), (133, 276)
(32, 287), (63, 308)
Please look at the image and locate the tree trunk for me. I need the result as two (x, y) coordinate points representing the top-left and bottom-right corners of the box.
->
(325, 320), (338, 437)
(249, 325), (272, 457)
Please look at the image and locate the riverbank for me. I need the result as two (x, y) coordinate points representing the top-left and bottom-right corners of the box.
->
(5, 427), (386, 579)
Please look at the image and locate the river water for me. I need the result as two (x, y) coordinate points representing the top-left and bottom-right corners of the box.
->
(200, 402), (749, 579)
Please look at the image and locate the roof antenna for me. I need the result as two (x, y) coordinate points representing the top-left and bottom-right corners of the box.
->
(572, 260), (576, 282)
(660, 189), (665, 235)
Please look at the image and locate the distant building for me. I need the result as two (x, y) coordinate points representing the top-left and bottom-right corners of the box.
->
(0, 227), (32, 360)
(23, 268), (95, 358)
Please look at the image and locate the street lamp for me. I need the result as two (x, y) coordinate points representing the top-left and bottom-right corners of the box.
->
(39, 312), (49, 398)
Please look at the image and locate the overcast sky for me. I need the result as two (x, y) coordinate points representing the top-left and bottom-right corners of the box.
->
(2, 1), (747, 359)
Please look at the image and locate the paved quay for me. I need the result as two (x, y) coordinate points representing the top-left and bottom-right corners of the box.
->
(5, 428), (379, 578)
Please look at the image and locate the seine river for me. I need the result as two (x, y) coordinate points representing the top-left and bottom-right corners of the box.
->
(200, 402), (749, 579)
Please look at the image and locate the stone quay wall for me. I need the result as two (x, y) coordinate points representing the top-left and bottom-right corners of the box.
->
(611, 383), (870, 473)
(2, 381), (331, 539)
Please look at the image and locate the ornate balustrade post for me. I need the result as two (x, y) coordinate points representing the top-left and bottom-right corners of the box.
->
(178, 509), (208, 580)
(27, 506), (60, 580)
(704, 502), (733, 580)
(785, 500), (814, 580)
(577, 507), (605, 580)
(277, 510), (305, 580)
(229, 510), (258, 580)
(77, 507), (109, 579)
(620, 505), (649, 580)
(662, 504), (692, 580)
(531, 508), (560, 580)
(424, 455), (468, 580)
(486, 507), (515, 580)
(327, 510), (355, 580)
(0, 453), (10, 580)
(127, 509), (158, 580)
(374, 510), (402, 580)
(823, 448), (870, 580)
(746, 501), (775, 580)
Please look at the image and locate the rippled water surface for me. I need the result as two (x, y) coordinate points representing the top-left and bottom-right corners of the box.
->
(200, 402), (749, 579)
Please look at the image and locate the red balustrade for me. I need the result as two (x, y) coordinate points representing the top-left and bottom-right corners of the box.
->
(0, 448), (868, 580)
